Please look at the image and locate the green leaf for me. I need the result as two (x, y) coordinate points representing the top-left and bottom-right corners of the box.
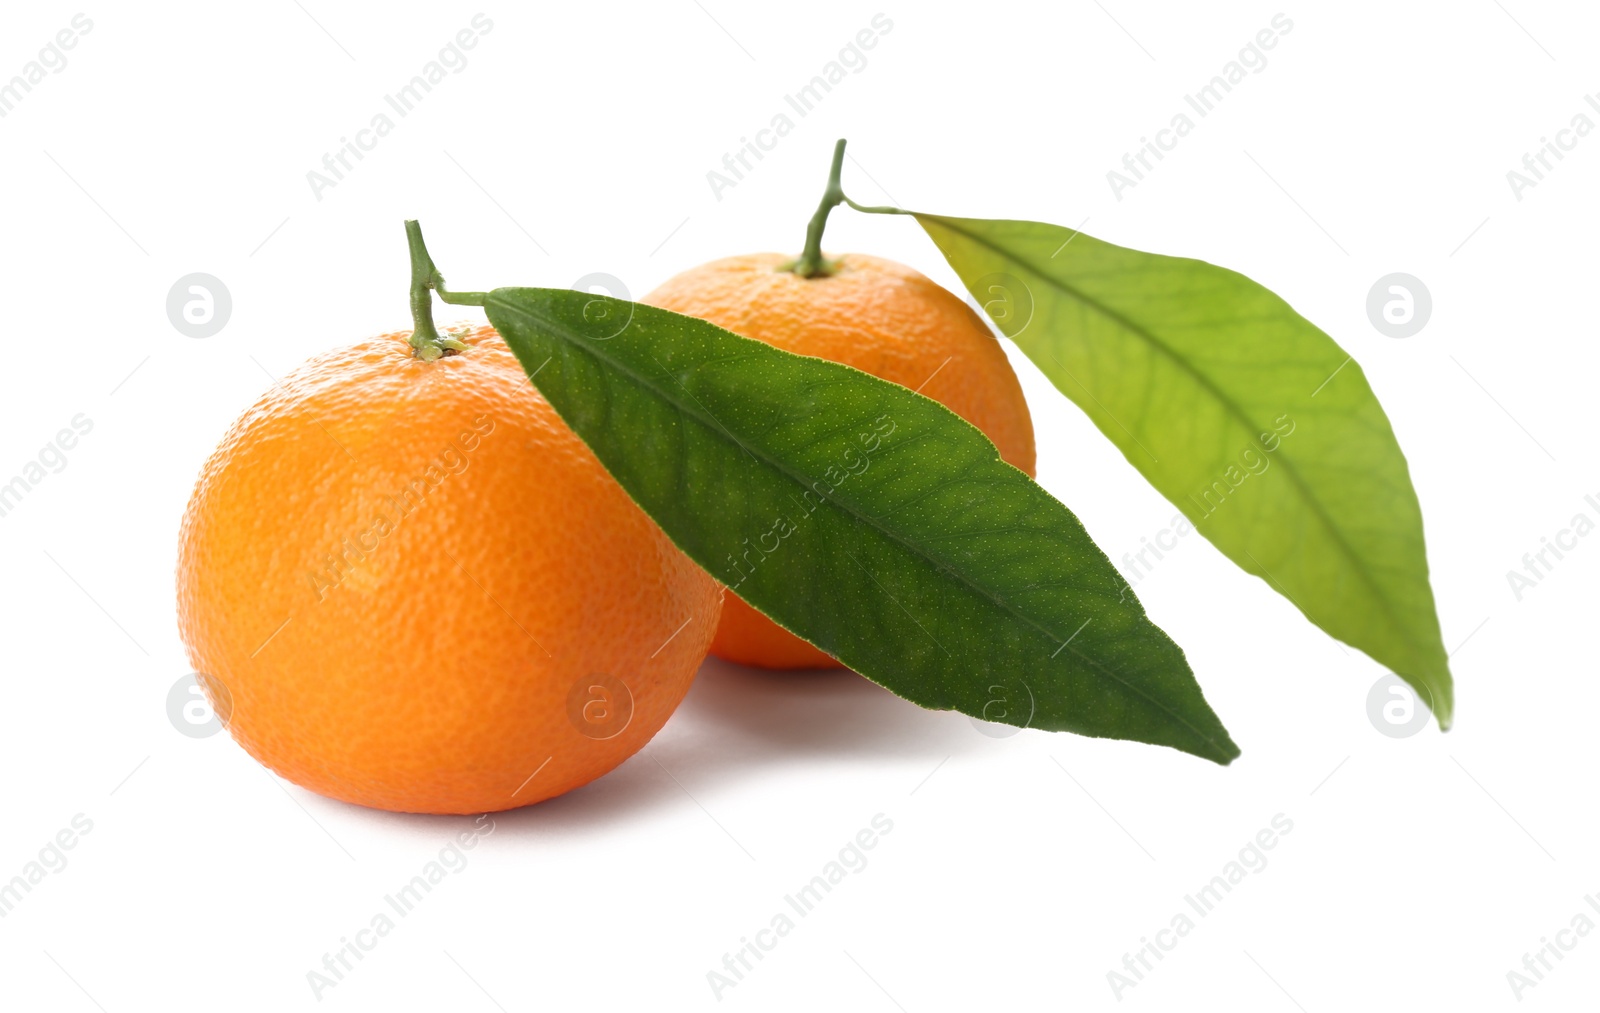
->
(913, 214), (1452, 728)
(484, 287), (1239, 763)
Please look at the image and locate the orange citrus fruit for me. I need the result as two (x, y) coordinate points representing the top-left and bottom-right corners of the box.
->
(176, 325), (721, 814)
(645, 252), (1036, 669)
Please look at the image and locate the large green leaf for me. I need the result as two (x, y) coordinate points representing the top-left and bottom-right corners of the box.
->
(484, 287), (1239, 763)
(913, 214), (1452, 727)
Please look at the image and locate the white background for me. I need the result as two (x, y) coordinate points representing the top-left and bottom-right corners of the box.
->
(1, 1), (1596, 1009)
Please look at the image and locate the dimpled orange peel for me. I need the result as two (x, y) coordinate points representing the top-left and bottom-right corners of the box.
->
(175, 222), (721, 814)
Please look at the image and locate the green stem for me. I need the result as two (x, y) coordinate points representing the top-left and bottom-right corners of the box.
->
(843, 195), (906, 216)
(791, 140), (848, 278)
(404, 219), (488, 360)
(406, 221), (444, 352)
(789, 140), (906, 278)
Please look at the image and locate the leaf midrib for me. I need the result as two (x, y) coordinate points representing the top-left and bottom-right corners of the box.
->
(488, 290), (1232, 756)
(922, 215), (1436, 676)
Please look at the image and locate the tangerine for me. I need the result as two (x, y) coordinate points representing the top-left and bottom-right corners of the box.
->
(645, 251), (1035, 669)
(176, 323), (720, 814)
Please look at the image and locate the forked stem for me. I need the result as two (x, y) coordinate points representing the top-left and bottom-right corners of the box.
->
(405, 219), (488, 360)
(791, 140), (849, 278)
(788, 140), (906, 279)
